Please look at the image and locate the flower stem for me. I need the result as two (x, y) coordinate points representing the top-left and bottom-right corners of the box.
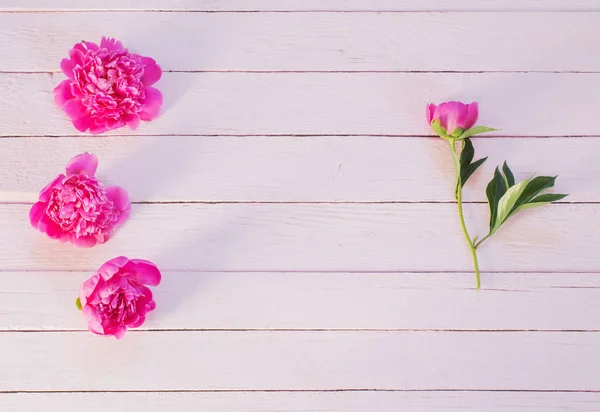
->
(449, 140), (481, 290)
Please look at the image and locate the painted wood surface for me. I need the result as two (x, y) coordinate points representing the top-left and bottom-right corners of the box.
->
(1, 0), (599, 11)
(0, 2), (598, 410)
(0, 136), (587, 203)
(2, 12), (599, 72)
(1, 272), (599, 331)
(2, 331), (600, 391)
(3, 391), (600, 412)
(1, 203), (598, 272)
(2, 72), (600, 137)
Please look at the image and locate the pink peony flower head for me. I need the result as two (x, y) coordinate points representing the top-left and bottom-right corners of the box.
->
(54, 37), (162, 134)
(427, 101), (479, 137)
(78, 257), (161, 339)
(29, 152), (130, 247)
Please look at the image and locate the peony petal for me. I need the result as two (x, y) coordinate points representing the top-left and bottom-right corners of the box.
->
(72, 235), (98, 248)
(72, 116), (93, 133)
(89, 122), (110, 135)
(68, 47), (84, 65)
(96, 256), (131, 281)
(128, 315), (146, 329)
(37, 213), (65, 239)
(100, 37), (123, 51)
(87, 313), (105, 336)
(426, 103), (437, 124)
(124, 113), (141, 130)
(65, 152), (98, 176)
(141, 58), (162, 86)
(139, 87), (162, 121)
(62, 99), (88, 120)
(436, 101), (468, 134)
(129, 261), (161, 286)
(29, 202), (47, 228)
(464, 102), (479, 130)
(38, 175), (63, 201)
(53, 80), (75, 106)
(80, 274), (101, 306)
(111, 327), (127, 340)
(60, 58), (75, 79)
(105, 186), (130, 213)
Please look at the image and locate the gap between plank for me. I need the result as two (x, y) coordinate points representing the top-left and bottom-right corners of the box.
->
(2, 389), (600, 394)
(1, 329), (600, 333)
(3, 70), (600, 74)
(1, 134), (599, 139)
(1, 9), (598, 13)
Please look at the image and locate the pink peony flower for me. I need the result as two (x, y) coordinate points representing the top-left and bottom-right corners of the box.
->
(427, 101), (479, 137)
(54, 37), (162, 134)
(79, 257), (161, 339)
(29, 152), (130, 247)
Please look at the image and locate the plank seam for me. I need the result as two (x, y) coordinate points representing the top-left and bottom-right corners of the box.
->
(2, 329), (600, 333)
(4, 70), (600, 74)
(2, 389), (600, 393)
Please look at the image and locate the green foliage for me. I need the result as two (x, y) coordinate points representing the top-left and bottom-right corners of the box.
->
(456, 138), (487, 196)
(485, 162), (567, 236)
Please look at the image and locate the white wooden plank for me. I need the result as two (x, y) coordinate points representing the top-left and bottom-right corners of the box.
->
(2, 272), (599, 331)
(1, 203), (598, 273)
(2, 72), (599, 137)
(0, 136), (589, 203)
(2, 12), (599, 72)
(0, 0), (597, 12)
(1, 331), (599, 390)
(3, 391), (600, 412)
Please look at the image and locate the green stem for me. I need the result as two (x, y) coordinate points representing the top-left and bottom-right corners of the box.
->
(473, 232), (493, 249)
(449, 140), (481, 290)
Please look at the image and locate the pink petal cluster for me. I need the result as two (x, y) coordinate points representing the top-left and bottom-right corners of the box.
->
(54, 37), (162, 134)
(427, 101), (478, 135)
(29, 153), (130, 248)
(80, 257), (161, 339)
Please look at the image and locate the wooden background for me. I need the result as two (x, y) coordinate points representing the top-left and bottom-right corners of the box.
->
(1, 1), (599, 410)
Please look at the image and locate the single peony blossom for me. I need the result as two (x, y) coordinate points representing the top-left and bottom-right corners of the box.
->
(29, 152), (130, 247)
(427, 101), (479, 138)
(78, 257), (161, 339)
(54, 37), (162, 134)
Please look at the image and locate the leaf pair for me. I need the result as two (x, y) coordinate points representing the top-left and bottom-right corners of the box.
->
(456, 138), (487, 196)
(432, 122), (497, 140)
(485, 162), (567, 235)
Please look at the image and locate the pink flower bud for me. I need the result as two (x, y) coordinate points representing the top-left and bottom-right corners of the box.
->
(427, 101), (479, 137)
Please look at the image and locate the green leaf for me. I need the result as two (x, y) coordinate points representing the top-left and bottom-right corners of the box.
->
(451, 127), (464, 138)
(485, 167), (507, 231)
(458, 125), (499, 139)
(457, 139), (487, 191)
(502, 161), (515, 187)
(75, 297), (82, 311)
(461, 157), (487, 188)
(494, 177), (531, 229)
(514, 176), (557, 206)
(430, 119), (448, 138)
(514, 193), (568, 212)
(459, 138), (474, 168)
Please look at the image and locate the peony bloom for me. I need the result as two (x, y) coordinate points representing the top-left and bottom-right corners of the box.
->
(29, 152), (130, 247)
(78, 257), (161, 339)
(54, 37), (162, 134)
(427, 101), (479, 138)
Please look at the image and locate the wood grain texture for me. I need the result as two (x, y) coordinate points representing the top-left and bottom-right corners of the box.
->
(3, 391), (600, 412)
(2, 272), (599, 331)
(2, 12), (599, 72)
(0, 136), (588, 203)
(1, 331), (600, 391)
(2, 72), (600, 137)
(1, 203), (598, 273)
(1, 0), (598, 11)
